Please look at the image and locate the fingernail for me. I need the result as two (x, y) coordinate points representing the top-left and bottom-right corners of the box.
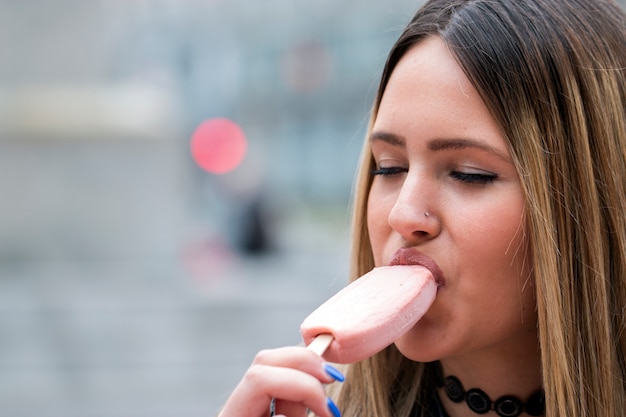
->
(324, 364), (345, 382)
(327, 397), (341, 417)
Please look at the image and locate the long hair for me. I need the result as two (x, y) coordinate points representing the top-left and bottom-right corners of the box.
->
(335, 1), (626, 416)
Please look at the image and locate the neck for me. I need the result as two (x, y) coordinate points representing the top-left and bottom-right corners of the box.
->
(435, 344), (542, 417)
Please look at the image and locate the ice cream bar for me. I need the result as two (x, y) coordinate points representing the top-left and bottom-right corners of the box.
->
(300, 265), (436, 364)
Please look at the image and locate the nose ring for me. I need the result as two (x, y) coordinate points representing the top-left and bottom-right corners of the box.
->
(425, 211), (430, 218)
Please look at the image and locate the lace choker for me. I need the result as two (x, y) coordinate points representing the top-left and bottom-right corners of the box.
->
(436, 374), (545, 417)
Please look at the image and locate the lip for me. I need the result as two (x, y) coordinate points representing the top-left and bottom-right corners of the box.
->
(388, 247), (445, 288)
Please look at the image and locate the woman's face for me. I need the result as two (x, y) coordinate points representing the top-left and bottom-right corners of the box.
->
(367, 37), (537, 363)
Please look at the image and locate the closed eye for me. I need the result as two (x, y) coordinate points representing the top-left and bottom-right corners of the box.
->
(371, 167), (408, 177)
(451, 171), (497, 184)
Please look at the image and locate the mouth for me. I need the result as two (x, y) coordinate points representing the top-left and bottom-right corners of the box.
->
(388, 247), (445, 288)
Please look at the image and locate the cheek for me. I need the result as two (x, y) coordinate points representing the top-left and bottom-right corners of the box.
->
(366, 188), (392, 258)
(485, 207), (526, 264)
(475, 210), (530, 299)
(451, 193), (529, 287)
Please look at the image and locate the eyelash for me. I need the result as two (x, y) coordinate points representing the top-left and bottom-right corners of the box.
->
(450, 171), (498, 184)
(371, 167), (498, 184)
(371, 167), (407, 177)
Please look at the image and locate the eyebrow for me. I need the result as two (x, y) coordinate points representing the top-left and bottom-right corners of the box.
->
(370, 131), (407, 147)
(370, 131), (511, 162)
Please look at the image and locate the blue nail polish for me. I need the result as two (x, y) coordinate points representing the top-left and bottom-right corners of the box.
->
(327, 397), (341, 417)
(324, 364), (345, 382)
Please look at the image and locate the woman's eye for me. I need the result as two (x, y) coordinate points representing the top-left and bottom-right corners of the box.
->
(371, 167), (408, 177)
(451, 171), (498, 184)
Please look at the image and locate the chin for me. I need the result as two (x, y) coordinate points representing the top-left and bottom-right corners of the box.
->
(393, 335), (444, 363)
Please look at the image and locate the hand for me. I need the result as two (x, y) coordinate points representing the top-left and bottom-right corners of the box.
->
(218, 346), (344, 417)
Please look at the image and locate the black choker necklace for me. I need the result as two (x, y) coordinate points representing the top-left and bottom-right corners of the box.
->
(436, 375), (545, 417)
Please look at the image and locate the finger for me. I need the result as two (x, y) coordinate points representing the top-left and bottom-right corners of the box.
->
(252, 347), (342, 384)
(273, 400), (308, 417)
(275, 397), (341, 417)
(250, 365), (332, 417)
(219, 365), (330, 417)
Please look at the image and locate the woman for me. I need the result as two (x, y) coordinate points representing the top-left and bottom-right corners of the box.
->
(219, 0), (626, 416)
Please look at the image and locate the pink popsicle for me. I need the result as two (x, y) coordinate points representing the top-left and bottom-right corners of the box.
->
(300, 265), (436, 364)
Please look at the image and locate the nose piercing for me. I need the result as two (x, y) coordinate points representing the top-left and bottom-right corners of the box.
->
(425, 211), (430, 217)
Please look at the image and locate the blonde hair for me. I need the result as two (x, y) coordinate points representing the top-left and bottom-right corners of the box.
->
(334, 1), (626, 416)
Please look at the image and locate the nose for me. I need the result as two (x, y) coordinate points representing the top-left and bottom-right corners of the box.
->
(387, 174), (441, 242)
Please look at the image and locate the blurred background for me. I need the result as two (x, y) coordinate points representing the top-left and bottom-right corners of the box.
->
(0, 1), (423, 416)
(3, 1), (625, 416)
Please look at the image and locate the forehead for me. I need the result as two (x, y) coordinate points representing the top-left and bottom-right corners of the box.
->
(373, 37), (506, 155)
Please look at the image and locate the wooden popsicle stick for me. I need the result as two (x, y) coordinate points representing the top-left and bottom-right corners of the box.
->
(306, 334), (333, 356)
